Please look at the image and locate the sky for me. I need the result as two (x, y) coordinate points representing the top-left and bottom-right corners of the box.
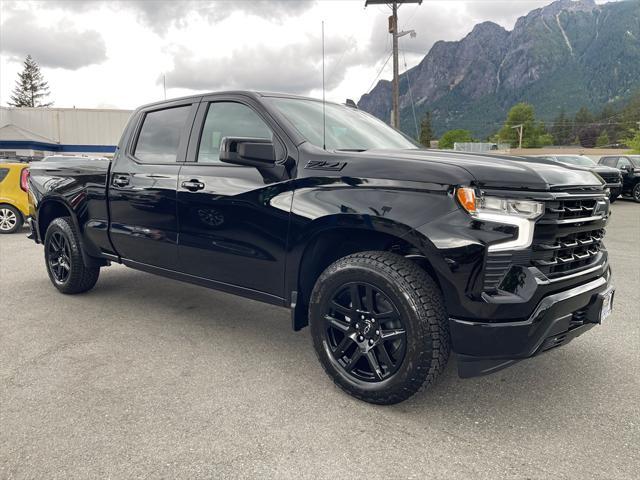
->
(0, 0), (622, 110)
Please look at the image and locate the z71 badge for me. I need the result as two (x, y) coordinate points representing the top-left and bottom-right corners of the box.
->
(304, 160), (347, 171)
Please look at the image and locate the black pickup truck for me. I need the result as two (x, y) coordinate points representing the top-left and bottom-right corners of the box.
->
(27, 92), (615, 404)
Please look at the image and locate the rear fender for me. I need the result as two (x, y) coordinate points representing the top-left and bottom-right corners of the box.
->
(37, 197), (106, 267)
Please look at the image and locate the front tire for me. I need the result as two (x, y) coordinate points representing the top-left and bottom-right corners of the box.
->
(0, 205), (23, 234)
(44, 217), (100, 294)
(309, 251), (450, 405)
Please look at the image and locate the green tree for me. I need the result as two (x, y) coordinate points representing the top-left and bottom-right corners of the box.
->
(438, 129), (473, 149)
(8, 55), (53, 107)
(596, 130), (610, 147)
(498, 103), (548, 148)
(627, 131), (640, 154)
(574, 106), (594, 126)
(551, 108), (574, 145)
(419, 112), (433, 148)
(618, 91), (640, 140)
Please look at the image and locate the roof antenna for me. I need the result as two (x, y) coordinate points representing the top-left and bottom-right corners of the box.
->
(322, 20), (326, 151)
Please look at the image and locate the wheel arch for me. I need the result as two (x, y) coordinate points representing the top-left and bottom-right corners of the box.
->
(0, 202), (24, 220)
(37, 198), (106, 267)
(287, 216), (444, 331)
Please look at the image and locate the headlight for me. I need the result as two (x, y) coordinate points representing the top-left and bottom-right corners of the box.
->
(456, 187), (544, 219)
(456, 187), (544, 252)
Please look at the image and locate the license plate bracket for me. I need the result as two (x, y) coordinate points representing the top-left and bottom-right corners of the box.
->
(599, 288), (614, 323)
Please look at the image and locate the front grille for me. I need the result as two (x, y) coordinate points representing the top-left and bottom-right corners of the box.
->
(598, 172), (620, 184)
(530, 197), (607, 280)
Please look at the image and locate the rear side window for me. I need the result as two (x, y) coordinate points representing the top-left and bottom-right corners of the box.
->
(0, 168), (8, 183)
(134, 105), (191, 163)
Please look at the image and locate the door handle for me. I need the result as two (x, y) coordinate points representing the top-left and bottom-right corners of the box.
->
(181, 179), (205, 191)
(112, 174), (130, 187)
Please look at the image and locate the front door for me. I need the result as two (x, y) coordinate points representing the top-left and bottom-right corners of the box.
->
(616, 157), (634, 191)
(109, 101), (197, 270)
(177, 99), (293, 298)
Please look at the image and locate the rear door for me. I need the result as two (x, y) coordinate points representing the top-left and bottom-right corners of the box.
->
(176, 95), (294, 299)
(108, 99), (198, 269)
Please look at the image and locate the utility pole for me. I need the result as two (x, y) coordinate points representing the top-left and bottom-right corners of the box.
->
(511, 124), (524, 149)
(365, 1), (421, 129)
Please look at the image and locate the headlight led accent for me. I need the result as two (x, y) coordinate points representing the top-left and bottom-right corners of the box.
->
(456, 187), (545, 252)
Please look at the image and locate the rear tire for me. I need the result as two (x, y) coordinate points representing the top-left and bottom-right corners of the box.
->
(0, 205), (23, 234)
(633, 183), (640, 203)
(309, 251), (450, 405)
(44, 217), (100, 294)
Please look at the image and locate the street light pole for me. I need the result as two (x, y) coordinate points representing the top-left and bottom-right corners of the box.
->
(511, 124), (524, 149)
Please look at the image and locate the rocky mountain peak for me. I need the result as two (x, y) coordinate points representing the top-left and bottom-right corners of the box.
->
(357, 0), (639, 138)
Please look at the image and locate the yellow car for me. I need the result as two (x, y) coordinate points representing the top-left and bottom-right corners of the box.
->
(0, 162), (30, 234)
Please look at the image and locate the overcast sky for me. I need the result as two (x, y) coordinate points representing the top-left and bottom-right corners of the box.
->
(0, 0), (620, 110)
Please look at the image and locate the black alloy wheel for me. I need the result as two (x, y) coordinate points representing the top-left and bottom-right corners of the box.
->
(633, 183), (640, 203)
(44, 217), (100, 294)
(323, 282), (406, 382)
(47, 231), (72, 284)
(310, 251), (450, 405)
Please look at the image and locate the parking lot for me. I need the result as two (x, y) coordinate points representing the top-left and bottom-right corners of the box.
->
(0, 201), (638, 479)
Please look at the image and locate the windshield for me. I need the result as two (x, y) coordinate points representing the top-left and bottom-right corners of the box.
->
(269, 97), (418, 151)
(628, 156), (640, 167)
(556, 156), (595, 166)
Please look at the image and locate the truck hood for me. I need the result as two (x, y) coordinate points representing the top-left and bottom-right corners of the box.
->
(589, 165), (621, 175)
(360, 149), (603, 191)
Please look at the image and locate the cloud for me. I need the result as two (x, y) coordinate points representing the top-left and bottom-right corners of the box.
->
(47, 0), (316, 34)
(164, 34), (358, 95)
(0, 9), (107, 69)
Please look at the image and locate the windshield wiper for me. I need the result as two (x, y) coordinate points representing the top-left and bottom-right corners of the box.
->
(335, 148), (368, 152)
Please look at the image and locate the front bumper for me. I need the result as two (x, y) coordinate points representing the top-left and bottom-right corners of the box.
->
(451, 272), (613, 378)
(606, 183), (622, 197)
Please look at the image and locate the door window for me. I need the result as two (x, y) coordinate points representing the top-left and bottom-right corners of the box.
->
(600, 157), (616, 167)
(617, 157), (632, 169)
(134, 105), (191, 163)
(198, 102), (273, 163)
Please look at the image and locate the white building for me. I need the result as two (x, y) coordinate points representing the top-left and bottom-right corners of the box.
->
(0, 106), (133, 158)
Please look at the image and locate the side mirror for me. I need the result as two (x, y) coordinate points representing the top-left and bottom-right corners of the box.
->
(219, 137), (276, 167)
(621, 164), (632, 171)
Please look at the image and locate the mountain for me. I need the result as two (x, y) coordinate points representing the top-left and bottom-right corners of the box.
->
(357, 0), (640, 139)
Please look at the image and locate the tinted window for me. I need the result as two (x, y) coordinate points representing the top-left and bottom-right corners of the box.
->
(0, 168), (8, 183)
(198, 102), (273, 163)
(134, 105), (191, 163)
(617, 157), (632, 168)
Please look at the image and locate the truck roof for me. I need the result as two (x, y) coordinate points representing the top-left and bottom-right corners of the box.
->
(136, 90), (344, 110)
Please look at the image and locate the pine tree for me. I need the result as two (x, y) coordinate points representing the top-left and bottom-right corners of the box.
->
(8, 55), (53, 107)
(551, 108), (573, 145)
(419, 112), (433, 148)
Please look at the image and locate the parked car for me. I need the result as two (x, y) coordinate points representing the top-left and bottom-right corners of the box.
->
(532, 155), (623, 202)
(0, 161), (30, 233)
(27, 92), (614, 404)
(598, 155), (640, 203)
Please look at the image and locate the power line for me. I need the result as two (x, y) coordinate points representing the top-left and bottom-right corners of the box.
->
(365, 51), (393, 94)
(400, 43), (419, 139)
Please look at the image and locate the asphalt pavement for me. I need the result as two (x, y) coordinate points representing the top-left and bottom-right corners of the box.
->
(1, 200), (638, 479)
